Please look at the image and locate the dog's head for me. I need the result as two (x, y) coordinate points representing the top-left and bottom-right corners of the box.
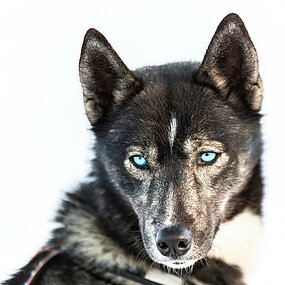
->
(79, 14), (262, 269)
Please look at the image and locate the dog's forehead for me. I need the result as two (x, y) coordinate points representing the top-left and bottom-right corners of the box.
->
(127, 81), (223, 138)
(114, 88), (220, 159)
(111, 65), (251, 151)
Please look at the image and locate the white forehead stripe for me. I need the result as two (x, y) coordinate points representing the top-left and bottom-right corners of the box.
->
(169, 115), (177, 149)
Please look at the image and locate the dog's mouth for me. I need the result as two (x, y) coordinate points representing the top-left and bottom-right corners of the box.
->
(161, 259), (198, 269)
(142, 243), (200, 269)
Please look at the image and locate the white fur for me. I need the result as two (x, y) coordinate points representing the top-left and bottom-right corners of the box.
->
(163, 183), (175, 227)
(207, 209), (262, 284)
(145, 269), (183, 285)
(169, 116), (177, 149)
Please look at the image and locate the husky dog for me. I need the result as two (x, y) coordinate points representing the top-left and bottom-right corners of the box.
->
(4, 13), (263, 285)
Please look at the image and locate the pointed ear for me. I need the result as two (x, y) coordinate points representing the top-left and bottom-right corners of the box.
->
(79, 29), (142, 125)
(196, 13), (263, 112)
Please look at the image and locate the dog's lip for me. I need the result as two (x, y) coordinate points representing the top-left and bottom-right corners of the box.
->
(172, 261), (187, 264)
(161, 259), (198, 269)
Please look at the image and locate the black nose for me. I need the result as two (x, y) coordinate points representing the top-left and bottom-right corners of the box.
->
(156, 226), (192, 257)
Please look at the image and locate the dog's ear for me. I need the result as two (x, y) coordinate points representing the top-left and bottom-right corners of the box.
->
(196, 13), (263, 112)
(79, 29), (142, 126)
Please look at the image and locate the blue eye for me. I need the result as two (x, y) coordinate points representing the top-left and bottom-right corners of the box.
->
(130, 155), (148, 169)
(200, 152), (218, 164)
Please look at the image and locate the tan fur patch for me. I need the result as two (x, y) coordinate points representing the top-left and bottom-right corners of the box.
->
(83, 96), (102, 125)
(64, 212), (132, 267)
(247, 75), (263, 111)
(61, 205), (147, 276)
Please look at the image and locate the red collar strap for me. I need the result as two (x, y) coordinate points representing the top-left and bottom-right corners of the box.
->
(24, 247), (59, 285)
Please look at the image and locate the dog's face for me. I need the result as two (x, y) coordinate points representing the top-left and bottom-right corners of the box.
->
(79, 14), (263, 269)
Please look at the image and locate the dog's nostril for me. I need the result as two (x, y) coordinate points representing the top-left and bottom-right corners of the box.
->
(178, 240), (189, 249)
(158, 241), (168, 250)
(157, 241), (170, 255)
(156, 226), (192, 257)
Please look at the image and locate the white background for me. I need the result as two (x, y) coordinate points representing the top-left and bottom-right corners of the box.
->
(0, 1), (284, 284)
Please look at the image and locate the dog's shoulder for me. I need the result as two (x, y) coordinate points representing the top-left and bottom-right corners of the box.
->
(4, 183), (147, 285)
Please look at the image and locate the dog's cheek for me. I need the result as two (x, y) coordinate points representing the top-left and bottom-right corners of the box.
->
(98, 154), (142, 201)
(127, 178), (153, 216)
(108, 168), (153, 216)
(206, 152), (255, 222)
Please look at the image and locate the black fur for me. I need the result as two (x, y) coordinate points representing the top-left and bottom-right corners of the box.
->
(4, 13), (263, 285)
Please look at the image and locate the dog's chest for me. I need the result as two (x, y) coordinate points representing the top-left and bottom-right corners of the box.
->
(145, 270), (208, 285)
(145, 269), (183, 285)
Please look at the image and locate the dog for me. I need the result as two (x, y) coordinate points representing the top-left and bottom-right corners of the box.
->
(4, 13), (263, 285)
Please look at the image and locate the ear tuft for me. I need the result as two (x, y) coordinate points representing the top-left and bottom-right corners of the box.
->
(79, 29), (142, 125)
(196, 13), (263, 112)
